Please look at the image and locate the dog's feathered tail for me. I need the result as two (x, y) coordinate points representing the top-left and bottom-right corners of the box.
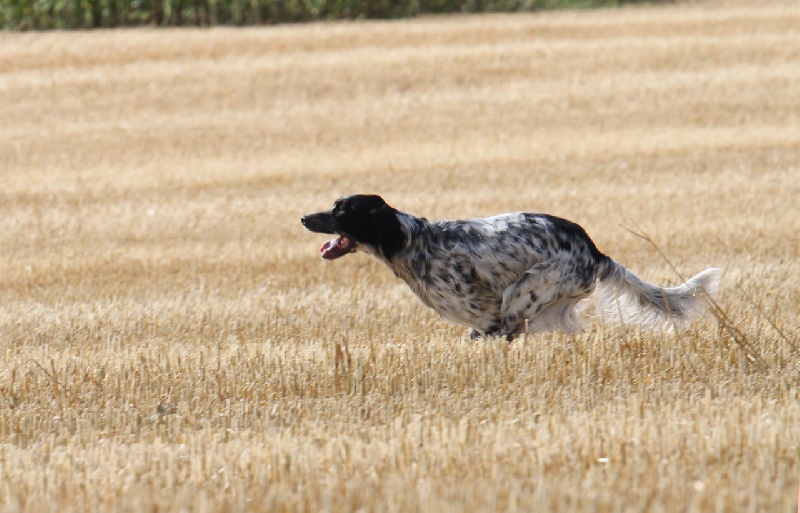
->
(595, 258), (721, 328)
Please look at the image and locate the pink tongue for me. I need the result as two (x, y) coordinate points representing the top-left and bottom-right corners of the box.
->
(320, 236), (354, 260)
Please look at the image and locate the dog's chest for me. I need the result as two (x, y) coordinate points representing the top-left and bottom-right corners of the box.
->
(390, 256), (501, 329)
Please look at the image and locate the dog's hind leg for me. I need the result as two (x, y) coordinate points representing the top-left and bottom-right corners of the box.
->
(499, 260), (595, 338)
(469, 325), (503, 340)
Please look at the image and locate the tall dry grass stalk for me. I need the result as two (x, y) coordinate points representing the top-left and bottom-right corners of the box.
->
(1, 2), (799, 511)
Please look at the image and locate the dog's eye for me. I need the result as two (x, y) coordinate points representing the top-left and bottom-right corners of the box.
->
(334, 203), (352, 214)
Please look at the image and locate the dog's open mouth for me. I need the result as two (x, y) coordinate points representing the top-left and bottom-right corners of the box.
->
(320, 236), (356, 260)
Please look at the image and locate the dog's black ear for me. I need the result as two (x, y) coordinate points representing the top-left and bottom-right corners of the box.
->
(369, 205), (406, 260)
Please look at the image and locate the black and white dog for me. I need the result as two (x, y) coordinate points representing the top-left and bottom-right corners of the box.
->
(301, 194), (720, 339)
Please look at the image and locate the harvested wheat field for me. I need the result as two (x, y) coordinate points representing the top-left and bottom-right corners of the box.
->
(1, 2), (800, 511)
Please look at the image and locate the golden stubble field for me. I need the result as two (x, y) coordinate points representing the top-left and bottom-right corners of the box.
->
(1, 2), (799, 511)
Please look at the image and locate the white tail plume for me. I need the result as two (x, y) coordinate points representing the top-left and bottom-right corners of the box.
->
(595, 259), (721, 329)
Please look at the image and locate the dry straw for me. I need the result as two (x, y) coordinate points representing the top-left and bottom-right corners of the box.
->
(1, 2), (799, 511)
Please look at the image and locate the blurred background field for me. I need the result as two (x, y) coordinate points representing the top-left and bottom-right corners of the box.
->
(0, 0), (653, 30)
(1, 2), (800, 511)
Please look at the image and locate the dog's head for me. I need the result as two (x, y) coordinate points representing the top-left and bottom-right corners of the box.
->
(301, 194), (405, 260)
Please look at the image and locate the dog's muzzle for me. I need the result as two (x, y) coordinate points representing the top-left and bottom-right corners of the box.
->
(301, 212), (337, 234)
(301, 212), (357, 260)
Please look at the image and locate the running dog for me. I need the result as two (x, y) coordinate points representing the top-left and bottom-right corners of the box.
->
(301, 194), (720, 339)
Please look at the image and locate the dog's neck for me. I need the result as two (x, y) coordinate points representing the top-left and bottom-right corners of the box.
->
(378, 210), (429, 274)
(395, 210), (427, 241)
